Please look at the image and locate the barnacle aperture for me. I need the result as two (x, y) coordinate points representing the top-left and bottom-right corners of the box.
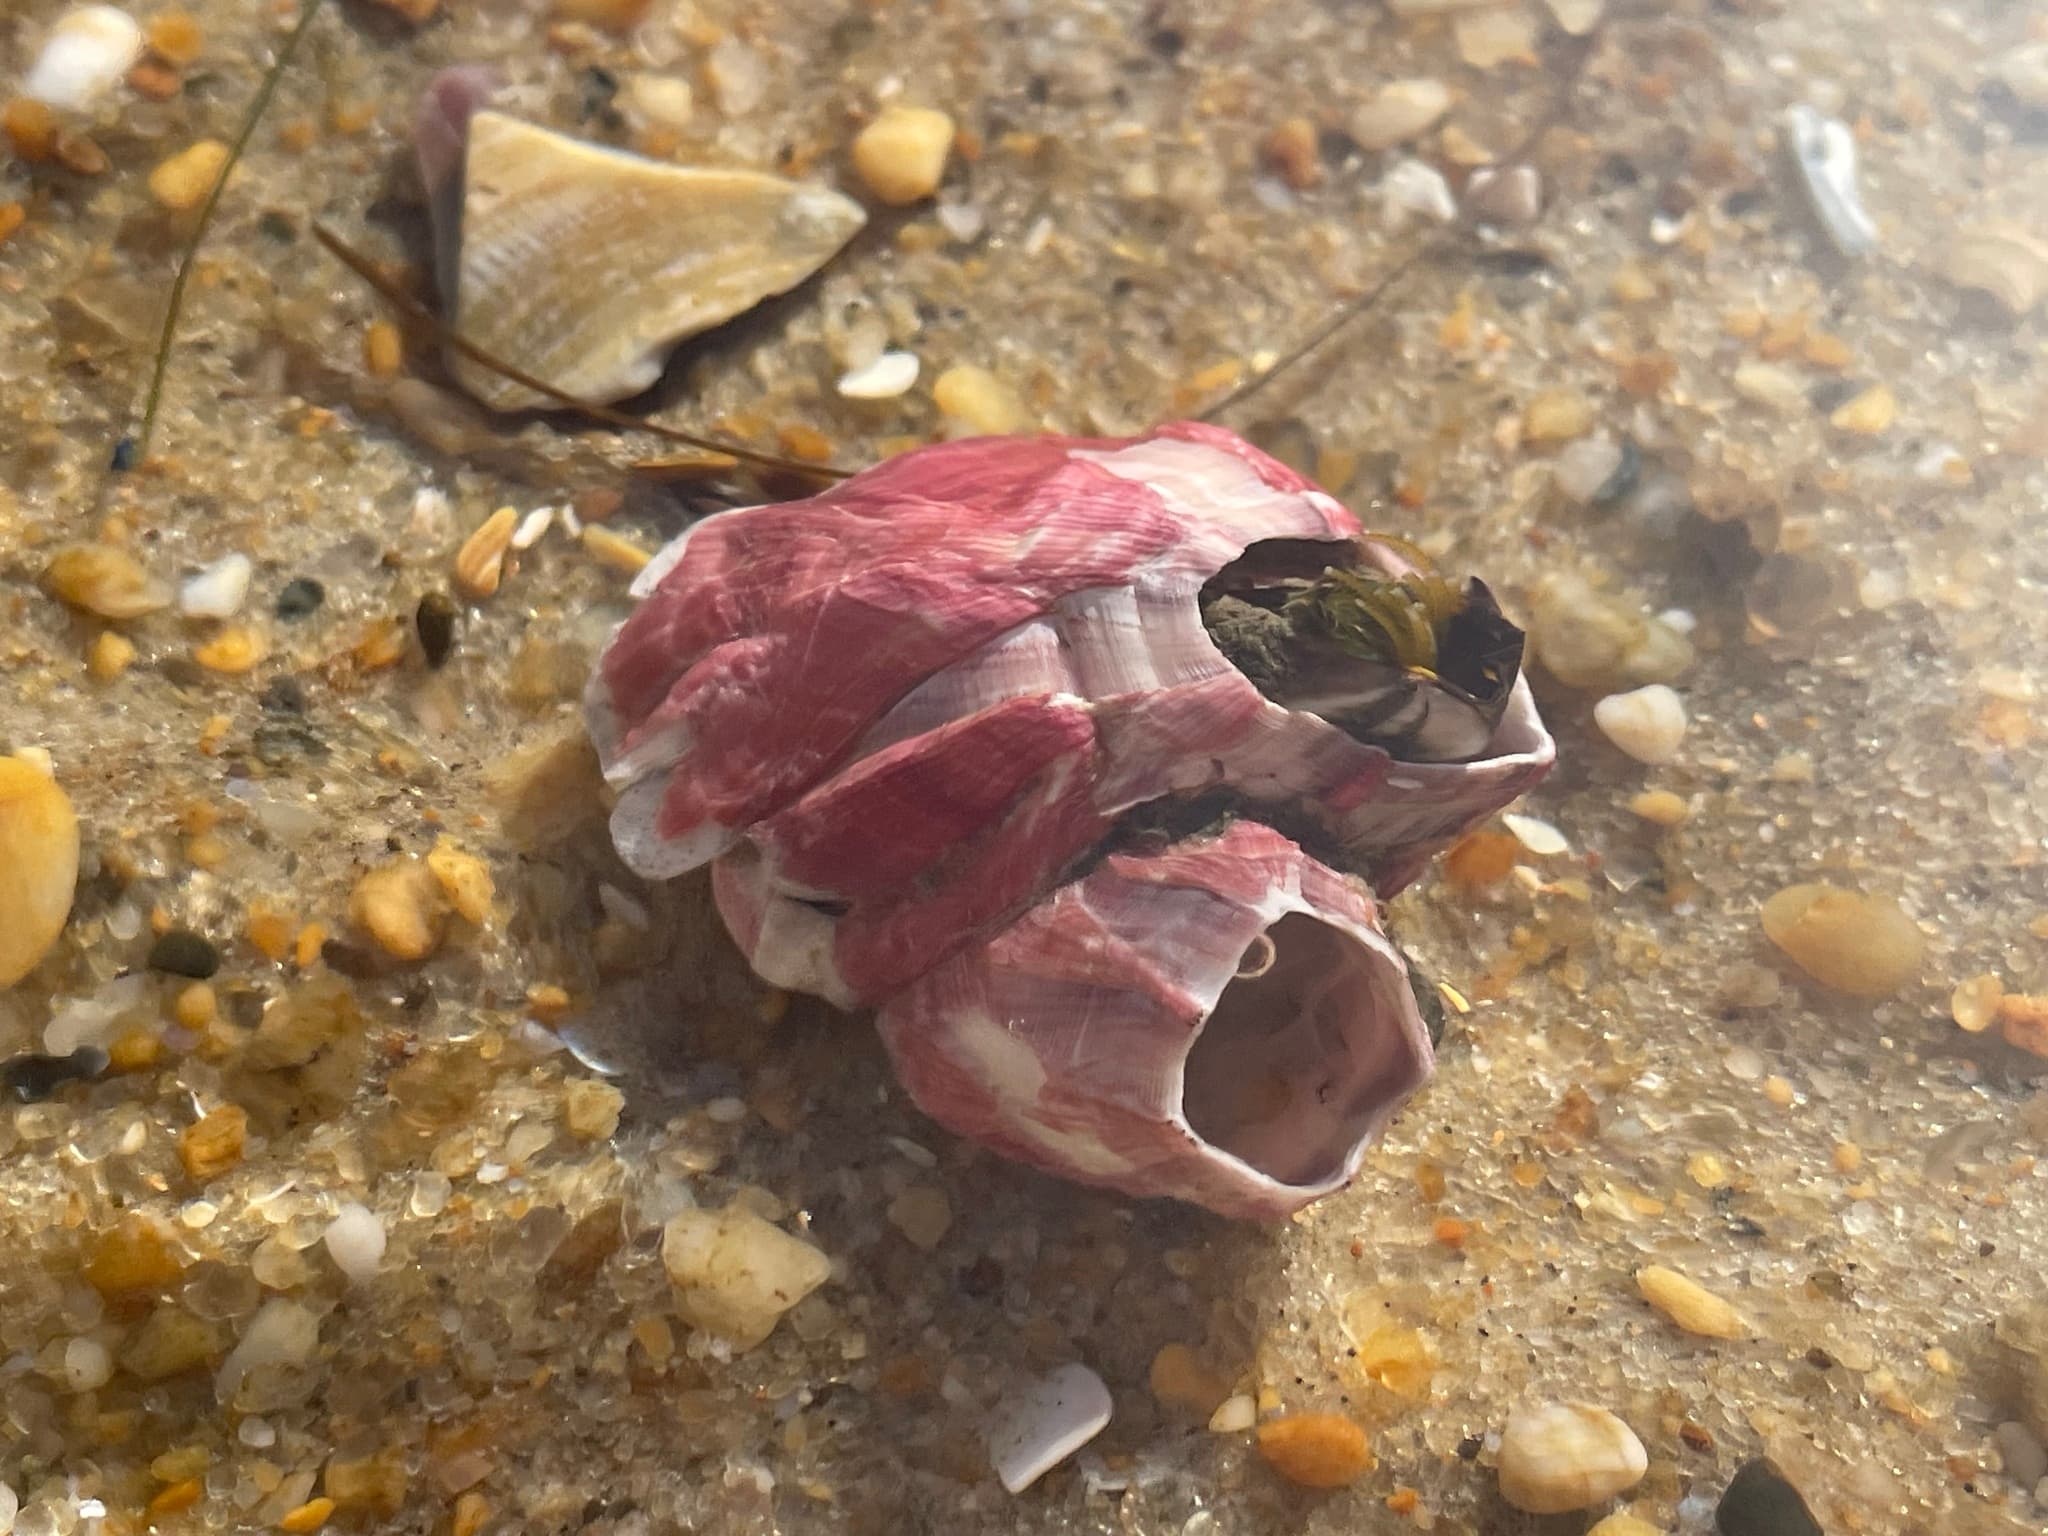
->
(587, 422), (1554, 1218)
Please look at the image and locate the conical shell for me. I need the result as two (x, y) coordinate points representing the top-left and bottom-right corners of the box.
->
(447, 112), (866, 411)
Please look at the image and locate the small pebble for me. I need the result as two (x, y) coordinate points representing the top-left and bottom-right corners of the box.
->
(1594, 684), (1688, 764)
(0, 755), (81, 988)
(323, 1203), (386, 1284)
(1545, 0), (1605, 34)
(1381, 157), (1456, 228)
(622, 72), (692, 130)
(1502, 812), (1568, 856)
(44, 543), (170, 620)
(1828, 383), (1896, 436)
(275, 576), (324, 619)
(837, 350), (920, 400)
(1951, 973), (2004, 1033)
(1148, 1343), (1232, 1418)
(1715, 1457), (1822, 1536)
(661, 1205), (831, 1349)
(852, 105), (955, 205)
(1256, 1413), (1376, 1489)
(1586, 1517), (1659, 1536)
(1636, 1265), (1751, 1339)
(62, 1336), (113, 1393)
(933, 364), (1030, 434)
(1497, 1401), (1648, 1514)
(886, 1185), (953, 1249)
(1761, 883), (1924, 998)
(987, 1363), (1113, 1494)
(349, 856), (448, 961)
(1352, 79), (1450, 150)
(1628, 789), (1688, 826)
(454, 506), (518, 599)
(1465, 164), (1541, 224)
(563, 1078), (624, 1140)
(415, 591), (458, 669)
(1209, 1393), (1258, 1433)
(216, 1297), (318, 1401)
(705, 36), (766, 115)
(1552, 433), (1629, 504)
(1995, 1422), (2048, 1487)
(1524, 389), (1595, 443)
(147, 139), (230, 212)
(178, 1103), (245, 1181)
(551, 0), (650, 29)
(146, 928), (220, 978)
(25, 4), (144, 110)
(177, 552), (252, 618)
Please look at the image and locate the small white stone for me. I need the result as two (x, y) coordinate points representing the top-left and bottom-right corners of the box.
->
(1497, 1400), (1648, 1514)
(25, 5), (143, 111)
(178, 553), (253, 618)
(988, 1362), (1113, 1494)
(510, 506), (554, 551)
(1502, 812), (1569, 857)
(1593, 684), (1688, 765)
(936, 200), (985, 242)
(622, 73), (693, 131)
(837, 350), (920, 400)
(0, 1480), (16, 1536)
(1552, 433), (1624, 503)
(322, 1202), (386, 1284)
(216, 1297), (319, 1402)
(1380, 158), (1456, 229)
(61, 1337), (112, 1393)
(1208, 1393), (1258, 1433)
(661, 1206), (832, 1350)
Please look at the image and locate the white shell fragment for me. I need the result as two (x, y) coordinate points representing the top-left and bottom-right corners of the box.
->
(1784, 104), (1878, 258)
(1502, 812), (1569, 857)
(1381, 158), (1457, 229)
(447, 112), (867, 412)
(178, 553), (253, 619)
(836, 350), (920, 400)
(1594, 684), (1688, 764)
(988, 1363), (1114, 1494)
(322, 1203), (387, 1284)
(25, 5), (143, 111)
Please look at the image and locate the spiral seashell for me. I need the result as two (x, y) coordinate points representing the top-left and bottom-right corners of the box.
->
(586, 422), (1554, 1216)
(416, 87), (866, 412)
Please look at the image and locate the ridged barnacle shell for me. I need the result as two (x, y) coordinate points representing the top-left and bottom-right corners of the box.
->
(587, 423), (1554, 1216)
(1943, 222), (2048, 319)
(417, 80), (865, 412)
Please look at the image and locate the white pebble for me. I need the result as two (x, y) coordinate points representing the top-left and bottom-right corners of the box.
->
(1381, 158), (1456, 229)
(510, 507), (554, 551)
(1497, 1400), (1647, 1514)
(1502, 812), (1568, 857)
(178, 553), (253, 618)
(61, 1337), (112, 1392)
(1552, 433), (1624, 503)
(987, 1362), (1113, 1494)
(25, 5), (143, 111)
(216, 1297), (319, 1401)
(322, 1202), (386, 1284)
(1352, 78), (1451, 150)
(936, 200), (985, 242)
(0, 1481), (15, 1536)
(837, 350), (920, 400)
(1207, 1393), (1257, 1433)
(1593, 684), (1688, 765)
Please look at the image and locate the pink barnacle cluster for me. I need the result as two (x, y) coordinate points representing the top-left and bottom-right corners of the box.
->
(586, 422), (1553, 1219)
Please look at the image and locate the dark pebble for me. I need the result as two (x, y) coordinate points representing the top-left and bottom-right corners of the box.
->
(416, 591), (458, 670)
(259, 676), (307, 714)
(3, 1047), (107, 1102)
(148, 928), (221, 979)
(275, 577), (325, 620)
(1716, 1458), (1823, 1536)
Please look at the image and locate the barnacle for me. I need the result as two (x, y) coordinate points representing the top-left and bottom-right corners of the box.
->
(587, 422), (1554, 1217)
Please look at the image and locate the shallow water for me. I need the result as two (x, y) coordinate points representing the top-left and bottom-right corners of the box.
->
(2, 0), (2046, 1532)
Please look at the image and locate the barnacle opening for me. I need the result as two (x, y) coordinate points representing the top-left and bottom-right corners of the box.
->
(1181, 912), (1420, 1187)
(1200, 538), (1525, 763)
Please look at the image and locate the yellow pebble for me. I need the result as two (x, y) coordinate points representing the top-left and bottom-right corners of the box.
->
(149, 1479), (204, 1516)
(1761, 1075), (1795, 1107)
(0, 754), (81, 987)
(88, 630), (136, 679)
(348, 856), (448, 961)
(453, 506), (518, 599)
(1635, 1264), (1751, 1340)
(1255, 1413), (1376, 1489)
(933, 364), (1030, 435)
(363, 320), (403, 379)
(178, 1103), (247, 1181)
(1627, 789), (1688, 826)
(1523, 388), (1594, 443)
(1951, 973), (2004, 1033)
(851, 105), (956, 205)
(1832, 1141), (1863, 1174)
(581, 524), (652, 575)
(193, 625), (266, 674)
(279, 1496), (336, 1533)
(173, 982), (217, 1029)
(426, 836), (494, 925)
(44, 543), (169, 620)
(148, 139), (231, 212)
(1587, 1515), (1663, 1536)
(451, 1491), (490, 1536)
(1829, 383), (1897, 436)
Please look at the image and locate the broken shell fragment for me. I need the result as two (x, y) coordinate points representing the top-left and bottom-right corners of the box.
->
(1944, 223), (2048, 319)
(1783, 104), (1877, 258)
(587, 423), (1553, 1217)
(417, 88), (865, 412)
